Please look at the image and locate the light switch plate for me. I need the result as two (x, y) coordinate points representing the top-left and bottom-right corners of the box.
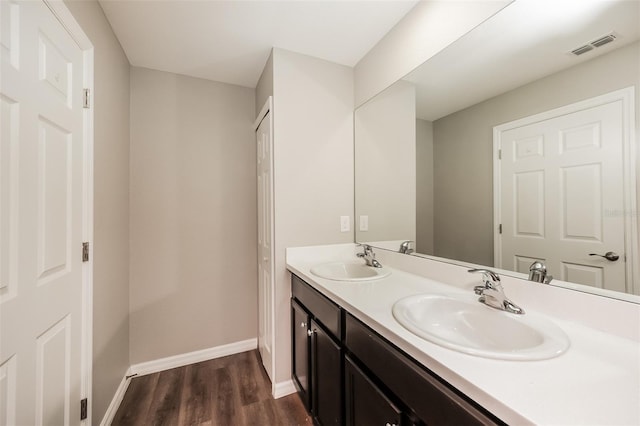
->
(359, 215), (368, 231)
(340, 216), (350, 232)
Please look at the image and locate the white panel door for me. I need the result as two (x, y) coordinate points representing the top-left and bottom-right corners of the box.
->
(498, 100), (626, 292)
(1, 1), (86, 424)
(256, 108), (274, 382)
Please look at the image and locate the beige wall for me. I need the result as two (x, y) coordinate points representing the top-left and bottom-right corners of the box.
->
(416, 119), (434, 255)
(256, 50), (274, 117)
(271, 48), (354, 384)
(64, 0), (131, 423)
(129, 67), (257, 364)
(355, 81), (416, 244)
(433, 41), (640, 266)
(354, 0), (511, 107)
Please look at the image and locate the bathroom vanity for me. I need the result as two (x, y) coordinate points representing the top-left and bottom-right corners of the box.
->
(287, 244), (640, 425)
(292, 273), (501, 425)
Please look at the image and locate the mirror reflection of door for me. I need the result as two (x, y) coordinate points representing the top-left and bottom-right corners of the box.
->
(495, 89), (633, 293)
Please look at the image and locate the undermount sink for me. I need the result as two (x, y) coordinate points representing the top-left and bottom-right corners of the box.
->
(392, 294), (569, 360)
(310, 262), (391, 282)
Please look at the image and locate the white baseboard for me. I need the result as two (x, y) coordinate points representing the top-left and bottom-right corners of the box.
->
(100, 369), (132, 426)
(129, 338), (258, 377)
(101, 338), (258, 425)
(273, 379), (296, 399)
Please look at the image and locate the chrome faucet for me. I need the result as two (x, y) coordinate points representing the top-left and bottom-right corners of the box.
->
(399, 240), (414, 254)
(468, 269), (524, 315)
(357, 244), (382, 268)
(528, 261), (553, 284)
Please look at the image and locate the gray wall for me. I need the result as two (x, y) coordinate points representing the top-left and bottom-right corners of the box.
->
(129, 67), (257, 364)
(355, 81), (416, 244)
(271, 48), (354, 384)
(64, 1), (131, 423)
(433, 41), (640, 266)
(416, 119), (434, 254)
(256, 50), (274, 116)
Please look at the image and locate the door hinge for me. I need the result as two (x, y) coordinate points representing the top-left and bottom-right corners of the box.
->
(82, 242), (89, 262)
(83, 88), (90, 109)
(498, 224), (502, 234)
(80, 398), (88, 420)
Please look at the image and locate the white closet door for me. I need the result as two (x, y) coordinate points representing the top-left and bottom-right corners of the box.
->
(256, 106), (274, 382)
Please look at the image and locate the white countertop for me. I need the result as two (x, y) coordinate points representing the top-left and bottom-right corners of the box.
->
(286, 244), (640, 425)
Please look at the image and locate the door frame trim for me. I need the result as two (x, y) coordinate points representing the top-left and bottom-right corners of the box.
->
(42, 0), (95, 421)
(254, 96), (277, 392)
(493, 86), (638, 295)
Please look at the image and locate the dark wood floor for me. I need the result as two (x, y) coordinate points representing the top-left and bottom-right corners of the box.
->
(112, 350), (311, 426)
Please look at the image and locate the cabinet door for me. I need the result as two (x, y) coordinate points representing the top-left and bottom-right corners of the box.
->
(292, 300), (311, 409)
(345, 355), (402, 426)
(311, 319), (342, 425)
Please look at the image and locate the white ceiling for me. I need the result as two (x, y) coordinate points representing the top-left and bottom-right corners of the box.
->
(98, 0), (419, 88)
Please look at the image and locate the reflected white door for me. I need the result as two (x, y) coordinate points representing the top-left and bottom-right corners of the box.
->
(256, 107), (274, 381)
(497, 97), (627, 292)
(1, 1), (87, 424)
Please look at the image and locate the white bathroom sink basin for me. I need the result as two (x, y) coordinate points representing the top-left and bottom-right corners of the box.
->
(392, 294), (569, 360)
(310, 262), (391, 282)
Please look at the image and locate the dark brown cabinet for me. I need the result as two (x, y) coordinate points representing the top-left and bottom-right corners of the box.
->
(345, 313), (503, 426)
(344, 355), (402, 426)
(292, 300), (311, 409)
(291, 273), (505, 426)
(291, 275), (343, 425)
(310, 319), (342, 425)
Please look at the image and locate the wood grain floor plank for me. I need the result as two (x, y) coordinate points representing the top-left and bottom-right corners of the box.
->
(111, 372), (159, 426)
(242, 398), (279, 426)
(274, 393), (313, 426)
(178, 361), (213, 425)
(146, 367), (186, 426)
(233, 351), (261, 406)
(248, 351), (273, 402)
(211, 366), (243, 425)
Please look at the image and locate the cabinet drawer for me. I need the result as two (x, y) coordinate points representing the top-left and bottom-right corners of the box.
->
(345, 313), (503, 426)
(292, 274), (342, 339)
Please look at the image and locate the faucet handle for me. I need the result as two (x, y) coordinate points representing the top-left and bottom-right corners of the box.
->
(399, 240), (414, 254)
(357, 243), (375, 256)
(468, 268), (501, 288)
(469, 269), (524, 315)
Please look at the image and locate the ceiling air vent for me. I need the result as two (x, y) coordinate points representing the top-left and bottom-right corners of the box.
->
(570, 32), (618, 56)
(571, 44), (594, 56)
(590, 34), (616, 48)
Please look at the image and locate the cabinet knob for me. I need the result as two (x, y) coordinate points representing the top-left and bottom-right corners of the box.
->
(300, 322), (306, 328)
(307, 329), (315, 337)
(385, 423), (397, 426)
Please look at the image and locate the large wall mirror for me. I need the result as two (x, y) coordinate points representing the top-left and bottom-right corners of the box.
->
(355, 0), (640, 300)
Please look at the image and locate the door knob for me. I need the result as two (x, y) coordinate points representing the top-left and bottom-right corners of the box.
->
(589, 251), (620, 261)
